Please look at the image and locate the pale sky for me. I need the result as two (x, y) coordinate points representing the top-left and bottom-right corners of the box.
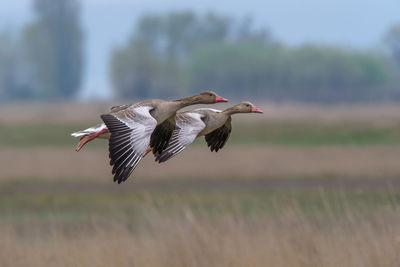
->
(1, 0), (399, 98)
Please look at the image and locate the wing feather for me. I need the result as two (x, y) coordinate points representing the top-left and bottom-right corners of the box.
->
(101, 106), (157, 183)
(154, 112), (205, 163)
(205, 117), (232, 152)
(150, 117), (176, 154)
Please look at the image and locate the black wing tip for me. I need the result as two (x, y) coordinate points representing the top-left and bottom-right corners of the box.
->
(150, 121), (174, 155)
(102, 114), (134, 183)
(154, 152), (171, 163)
(112, 166), (133, 184)
(113, 173), (128, 184)
(154, 157), (163, 163)
(205, 126), (229, 153)
(157, 157), (168, 163)
(154, 156), (162, 164)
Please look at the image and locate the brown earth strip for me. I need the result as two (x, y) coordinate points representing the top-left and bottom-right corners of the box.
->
(4, 102), (400, 125)
(2, 145), (400, 181)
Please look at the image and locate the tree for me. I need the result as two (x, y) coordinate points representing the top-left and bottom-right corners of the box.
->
(110, 40), (162, 99)
(384, 24), (400, 66)
(185, 43), (285, 98)
(0, 31), (33, 100)
(110, 11), (271, 99)
(185, 43), (392, 102)
(236, 16), (271, 44)
(24, 0), (83, 99)
(162, 11), (230, 61)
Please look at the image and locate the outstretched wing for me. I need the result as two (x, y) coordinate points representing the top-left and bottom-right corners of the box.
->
(150, 116), (176, 154)
(101, 106), (157, 183)
(155, 112), (205, 163)
(205, 117), (232, 152)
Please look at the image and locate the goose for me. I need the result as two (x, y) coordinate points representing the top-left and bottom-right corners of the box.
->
(154, 101), (262, 163)
(71, 91), (228, 183)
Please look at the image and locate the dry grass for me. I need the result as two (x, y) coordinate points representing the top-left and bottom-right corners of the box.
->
(1, 211), (400, 267)
(1, 186), (400, 266)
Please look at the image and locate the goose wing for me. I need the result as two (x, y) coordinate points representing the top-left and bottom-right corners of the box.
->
(205, 117), (232, 152)
(101, 105), (157, 183)
(150, 116), (176, 154)
(155, 112), (205, 163)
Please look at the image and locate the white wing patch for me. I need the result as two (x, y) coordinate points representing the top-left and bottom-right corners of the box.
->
(101, 105), (157, 183)
(116, 107), (154, 154)
(155, 112), (205, 163)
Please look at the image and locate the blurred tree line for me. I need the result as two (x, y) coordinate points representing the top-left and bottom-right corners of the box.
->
(110, 12), (270, 99)
(0, 0), (83, 101)
(111, 12), (400, 102)
(1, 2), (400, 102)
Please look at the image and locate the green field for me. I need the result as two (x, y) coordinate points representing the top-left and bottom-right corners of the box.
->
(3, 120), (400, 148)
(1, 186), (399, 224)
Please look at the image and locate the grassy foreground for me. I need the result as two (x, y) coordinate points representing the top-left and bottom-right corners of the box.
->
(2, 104), (400, 266)
(1, 186), (400, 223)
(1, 185), (400, 266)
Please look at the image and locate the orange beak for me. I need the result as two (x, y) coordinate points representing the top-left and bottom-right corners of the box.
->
(215, 94), (228, 102)
(252, 106), (263, 113)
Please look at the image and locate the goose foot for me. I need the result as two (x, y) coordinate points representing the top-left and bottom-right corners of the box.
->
(75, 128), (109, 152)
(143, 145), (152, 157)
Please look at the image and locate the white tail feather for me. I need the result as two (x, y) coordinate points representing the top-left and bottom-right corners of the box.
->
(71, 123), (106, 138)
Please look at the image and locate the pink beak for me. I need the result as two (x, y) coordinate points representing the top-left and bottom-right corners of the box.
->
(215, 94), (228, 102)
(252, 106), (263, 113)
(143, 145), (152, 157)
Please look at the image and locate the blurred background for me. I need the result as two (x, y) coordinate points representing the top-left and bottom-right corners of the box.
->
(2, 0), (400, 266)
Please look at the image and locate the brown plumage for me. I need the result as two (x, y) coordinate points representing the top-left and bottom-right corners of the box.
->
(72, 92), (228, 183)
(154, 101), (263, 163)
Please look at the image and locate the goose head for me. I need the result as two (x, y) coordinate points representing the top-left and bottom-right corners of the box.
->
(180, 91), (228, 105)
(201, 91), (228, 103)
(227, 101), (263, 114)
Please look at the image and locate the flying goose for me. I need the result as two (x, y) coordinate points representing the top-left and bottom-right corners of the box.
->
(154, 102), (262, 163)
(71, 92), (228, 183)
